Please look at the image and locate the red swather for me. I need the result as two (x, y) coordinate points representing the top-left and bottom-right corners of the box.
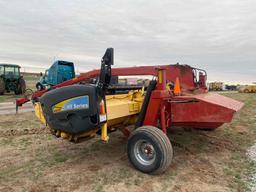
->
(17, 64), (243, 131)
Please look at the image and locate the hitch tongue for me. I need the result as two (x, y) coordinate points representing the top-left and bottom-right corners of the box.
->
(15, 98), (30, 113)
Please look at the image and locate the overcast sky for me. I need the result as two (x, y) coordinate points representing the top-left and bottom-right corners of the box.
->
(0, 0), (255, 83)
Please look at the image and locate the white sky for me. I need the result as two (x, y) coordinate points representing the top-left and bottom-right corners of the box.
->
(0, 0), (255, 84)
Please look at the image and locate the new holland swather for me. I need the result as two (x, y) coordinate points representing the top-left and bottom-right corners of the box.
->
(16, 48), (243, 174)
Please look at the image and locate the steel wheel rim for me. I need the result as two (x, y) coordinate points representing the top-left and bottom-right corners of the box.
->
(133, 139), (156, 166)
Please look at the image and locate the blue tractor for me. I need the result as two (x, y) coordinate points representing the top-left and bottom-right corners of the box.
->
(36, 60), (75, 90)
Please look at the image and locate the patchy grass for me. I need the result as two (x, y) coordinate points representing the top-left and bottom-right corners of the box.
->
(0, 96), (5, 102)
(52, 150), (69, 163)
(218, 93), (256, 192)
(0, 95), (15, 103)
(24, 75), (39, 91)
(0, 137), (14, 146)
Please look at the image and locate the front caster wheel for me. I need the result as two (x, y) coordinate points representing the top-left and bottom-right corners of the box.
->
(127, 126), (173, 174)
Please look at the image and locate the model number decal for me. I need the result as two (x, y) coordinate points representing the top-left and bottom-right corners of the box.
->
(52, 96), (89, 113)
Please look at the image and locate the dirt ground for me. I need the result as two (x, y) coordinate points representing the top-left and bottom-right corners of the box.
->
(0, 93), (255, 192)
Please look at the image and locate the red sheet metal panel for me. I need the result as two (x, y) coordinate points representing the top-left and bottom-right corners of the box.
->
(170, 93), (243, 129)
(192, 93), (244, 112)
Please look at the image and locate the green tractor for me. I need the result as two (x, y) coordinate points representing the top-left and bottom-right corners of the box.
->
(0, 64), (26, 95)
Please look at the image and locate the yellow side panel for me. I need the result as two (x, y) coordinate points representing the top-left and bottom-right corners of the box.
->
(34, 102), (46, 125)
(106, 99), (141, 121)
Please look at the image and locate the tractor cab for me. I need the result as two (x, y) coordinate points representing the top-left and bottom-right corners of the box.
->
(0, 64), (20, 79)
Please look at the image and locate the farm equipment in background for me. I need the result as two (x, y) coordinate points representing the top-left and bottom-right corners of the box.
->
(16, 48), (243, 174)
(239, 84), (256, 93)
(36, 60), (75, 90)
(0, 64), (26, 95)
(225, 84), (238, 91)
(208, 82), (224, 91)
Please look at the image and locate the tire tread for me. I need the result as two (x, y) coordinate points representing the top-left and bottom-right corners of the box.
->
(0, 78), (5, 95)
(128, 126), (173, 174)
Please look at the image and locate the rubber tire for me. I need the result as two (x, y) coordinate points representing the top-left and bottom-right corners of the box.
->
(36, 82), (45, 91)
(127, 126), (173, 174)
(15, 78), (26, 95)
(0, 78), (5, 95)
(19, 78), (26, 94)
(244, 89), (249, 93)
